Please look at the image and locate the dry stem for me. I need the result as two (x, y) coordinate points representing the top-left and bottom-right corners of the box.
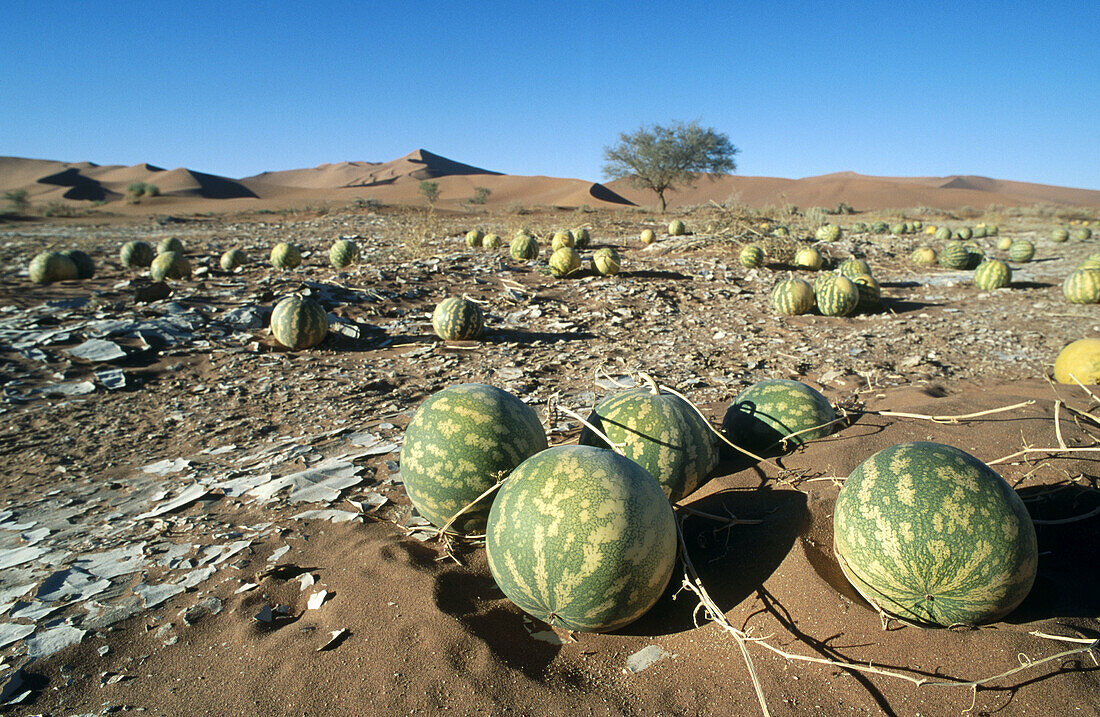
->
(873, 400), (1034, 424)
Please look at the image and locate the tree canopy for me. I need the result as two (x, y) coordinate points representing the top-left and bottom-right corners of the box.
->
(602, 121), (738, 211)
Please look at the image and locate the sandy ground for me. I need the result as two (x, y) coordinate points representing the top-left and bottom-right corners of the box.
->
(0, 205), (1098, 716)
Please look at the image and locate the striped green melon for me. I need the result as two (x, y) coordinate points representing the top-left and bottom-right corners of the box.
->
(771, 278), (815, 316)
(551, 231), (575, 252)
(956, 227), (973, 241)
(465, 229), (484, 248)
(938, 241), (970, 270)
(270, 295), (328, 350)
(1077, 256), (1100, 271)
(870, 221), (889, 234)
(329, 239), (359, 268)
(996, 236), (1013, 251)
(270, 242), (301, 270)
(591, 247), (621, 276)
(548, 247), (582, 277)
(910, 247), (937, 265)
(739, 244), (765, 268)
(668, 219), (686, 236)
(816, 274), (859, 316)
(815, 224), (842, 242)
(431, 297), (484, 340)
(973, 259), (1012, 290)
(986, 224), (998, 236)
(850, 221), (869, 234)
(1073, 228), (1093, 242)
(1054, 339), (1100, 384)
(934, 227), (952, 241)
(402, 383), (548, 533)
(851, 274), (881, 312)
(220, 248), (247, 271)
(772, 226), (790, 238)
(794, 246), (824, 270)
(1051, 227), (1070, 243)
(890, 223), (906, 236)
(1062, 268), (1100, 304)
(120, 241), (155, 269)
(973, 225), (988, 239)
(485, 444), (676, 632)
(1008, 240), (1035, 263)
(149, 251), (191, 281)
(572, 227), (591, 248)
(157, 237), (184, 255)
(834, 441), (1037, 627)
(61, 249), (95, 279)
(29, 251), (79, 284)
(578, 386), (719, 502)
(838, 258), (871, 279)
(510, 234), (539, 260)
(483, 233), (502, 249)
(640, 228), (656, 245)
(913, 221), (923, 230)
(964, 245), (984, 270)
(722, 379), (837, 454)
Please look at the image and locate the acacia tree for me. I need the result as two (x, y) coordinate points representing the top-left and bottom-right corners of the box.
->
(602, 120), (739, 211)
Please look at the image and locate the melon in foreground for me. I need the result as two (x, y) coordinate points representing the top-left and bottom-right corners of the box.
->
(739, 244), (765, 268)
(29, 251), (79, 284)
(722, 379), (837, 454)
(548, 247), (581, 277)
(771, 278), (815, 316)
(973, 259), (1011, 290)
(510, 234), (539, 260)
(401, 383), (548, 534)
(794, 246), (824, 270)
(833, 441), (1037, 627)
(640, 229), (656, 245)
(486, 445), (676, 632)
(270, 295), (328, 350)
(1054, 338), (1100, 384)
(591, 247), (621, 276)
(431, 297), (484, 340)
(668, 219), (686, 236)
(1063, 269), (1100, 304)
(578, 386), (719, 502)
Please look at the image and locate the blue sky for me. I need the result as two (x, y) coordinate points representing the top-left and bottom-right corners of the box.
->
(4, 2), (1099, 189)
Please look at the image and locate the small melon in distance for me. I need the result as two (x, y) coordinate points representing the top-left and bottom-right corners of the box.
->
(973, 259), (1012, 290)
(120, 241), (155, 269)
(402, 383), (548, 533)
(739, 244), (765, 268)
(270, 295), (328, 350)
(270, 242), (301, 270)
(551, 231), (575, 252)
(815, 224), (842, 242)
(1063, 268), (1100, 304)
(465, 229), (484, 248)
(149, 251), (191, 281)
(220, 248), (247, 271)
(668, 219), (687, 236)
(910, 247), (937, 266)
(1008, 240), (1035, 263)
(157, 237), (184, 255)
(510, 234), (539, 260)
(483, 233), (502, 249)
(1054, 339), (1100, 384)
(640, 229), (656, 245)
(329, 238), (359, 268)
(486, 445), (676, 632)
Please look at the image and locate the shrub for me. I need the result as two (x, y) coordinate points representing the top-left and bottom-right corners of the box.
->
(418, 181), (440, 205)
(469, 187), (491, 205)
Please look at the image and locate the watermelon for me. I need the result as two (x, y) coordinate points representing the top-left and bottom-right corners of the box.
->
(510, 234), (539, 261)
(591, 247), (621, 276)
(1054, 339), (1100, 384)
(996, 236), (1013, 251)
(270, 242), (301, 270)
(431, 297), (484, 340)
(956, 227), (973, 241)
(851, 274), (882, 312)
(870, 221), (889, 234)
(910, 247), (937, 266)
(465, 229), (484, 248)
(402, 383), (548, 533)
(483, 233), (503, 249)
(157, 237), (184, 255)
(794, 246), (824, 270)
(120, 241), (155, 269)
(834, 441), (1037, 627)
(578, 386), (719, 502)
(973, 225), (988, 239)
(1051, 228), (1069, 243)
(668, 220), (686, 236)
(640, 229), (656, 245)
(849, 222), (869, 234)
(1008, 240), (1035, 263)
(722, 379), (837, 454)
(485, 445), (676, 632)
(551, 231), (575, 252)
(739, 244), (765, 268)
(220, 248), (247, 271)
(771, 278), (815, 316)
(838, 258), (871, 279)
(28, 252), (79, 284)
(572, 227), (591, 248)
(890, 223), (906, 236)
(1073, 228), (1093, 242)
(61, 249), (95, 279)
(548, 247), (582, 277)
(934, 227), (952, 241)
(973, 259), (1011, 290)
(149, 251), (191, 281)
(329, 239), (359, 268)
(815, 224), (842, 242)
(815, 274), (859, 316)
(772, 226), (790, 238)
(938, 241), (970, 270)
(986, 224), (998, 236)
(270, 295), (328, 350)
(1063, 268), (1100, 304)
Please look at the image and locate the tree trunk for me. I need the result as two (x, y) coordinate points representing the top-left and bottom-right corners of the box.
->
(657, 191), (667, 213)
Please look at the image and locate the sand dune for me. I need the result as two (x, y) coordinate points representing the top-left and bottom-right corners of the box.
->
(242, 149), (502, 189)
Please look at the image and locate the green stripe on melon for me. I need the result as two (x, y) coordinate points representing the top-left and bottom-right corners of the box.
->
(271, 295), (328, 350)
(771, 278), (815, 316)
(485, 445), (676, 632)
(973, 259), (1011, 290)
(1063, 268), (1100, 304)
(432, 297), (484, 340)
(722, 379), (837, 454)
(834, 441), (1037, 627)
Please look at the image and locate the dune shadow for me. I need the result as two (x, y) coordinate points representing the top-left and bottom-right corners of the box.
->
(617, 487), (808, 636)
(1007, 483), (1100, 623)
(588, 182), (635, 206)
(37, 168), (111, 201)
(190, 171), (258, 199)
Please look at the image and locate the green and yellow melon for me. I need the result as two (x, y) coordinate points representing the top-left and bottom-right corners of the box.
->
(956, 227), (973, 241)
(578, 386), (719, 503)
(61, 249), (95, 279)
(668, 219), (687, 236)
(771, 278), (815, 316)
(890, 222), (906, 236)
(1077, 255), (1100, 271)
(483, 233), (502, 249)
(157, 237), (184, 255)
(591, 247), (621, 276)
(986, 224), (998, 236)
(851, 273), (882, 312)
(1051, 227), (1070, 243)
(572, 227), (591, 248)
(938, 241), (970, 270)
(270, 295), (328, 350)
(485, 444), (676, 632)
(149, 251), (191, 281)
(1062, 268), (1100, 304)
(1073, 228), (1093, 242)
(120, 241), (155, 269)
(1008, 240), (1035, 263)
(510, 234), (539, 261)
(973, 225), (988, 239)
(431, 297), (484, 340)
(28, 251), (79, 284)
(220, 248), (247, 271)
(815, 224), (842, 242)
(465, 229), (484, 248)
(548, 247), (582, 277)
(910, 247), (937, 266)
(794, 246), (824, 270)
(838, 258), (872, 279)
(402, 383), (548, 533)
(1054, 339), (1100, 384)
(722, 379), (837, 454)
(973, 259), (1012, 290)
(772, 225), (790, 238)
(739, 244), (765, 268)
(834, 441), (1037, 627)
(816, 274), (859, 316)
(270, 242), (301, 270)
(640, 229), (656, 245)
(849, 222), (869, 234)
(996, 236), (1013, 251)
(551, 231), (575, 252)
(934, 227), (953, 241)
(329, 239), (359, 268)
